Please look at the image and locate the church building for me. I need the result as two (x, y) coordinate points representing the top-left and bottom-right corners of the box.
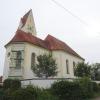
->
(3, 10), (84, 80)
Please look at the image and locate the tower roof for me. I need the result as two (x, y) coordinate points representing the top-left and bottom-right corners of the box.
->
(21, 9), (32, 28)
(18, 9), (37, 36)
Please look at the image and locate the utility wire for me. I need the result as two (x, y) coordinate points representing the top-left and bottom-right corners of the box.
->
(51, 0), (88, 26)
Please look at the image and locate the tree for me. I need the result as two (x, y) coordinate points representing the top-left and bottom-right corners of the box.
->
(74, 62), (91, 77)
(32, 54), (58, 78)
(91, 63), (100, 81)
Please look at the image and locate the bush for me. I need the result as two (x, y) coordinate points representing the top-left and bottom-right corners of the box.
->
(37, 89), (58, 100)
(25, 85), (38, 100)
(12, 88), (36, 100)
(3, 79), (12, 89)
(3, 79), (21, 90)
(3, 88), (13, 100)
(0, 84), (3, 89)
(51, 80), (83, 100)
(91, 82), (99, 92)
(10, 79), (21, 90)
(0, 89), (4, 100)
(98, 83), (100, 91)
(76, 77), (94, 99)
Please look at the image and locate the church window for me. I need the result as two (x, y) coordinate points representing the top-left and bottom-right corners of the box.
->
(73, 61), (76, 75)
(73, 61), (76, 68)
(31, 53), (35, 69)
(66, 60), (69, 74)
(10, 51), (23, 68)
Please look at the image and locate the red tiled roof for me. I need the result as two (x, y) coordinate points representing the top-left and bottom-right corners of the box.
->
(45, 35), (84, 60)
(6, 30), (84, 60)
(7, 30), (48, 49)
(0, 76), (2, 83)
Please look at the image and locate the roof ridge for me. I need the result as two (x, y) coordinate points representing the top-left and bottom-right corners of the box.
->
(5, 31), (84, 60)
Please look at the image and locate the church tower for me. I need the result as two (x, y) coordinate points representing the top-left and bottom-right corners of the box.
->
(18, 9), (37, 36)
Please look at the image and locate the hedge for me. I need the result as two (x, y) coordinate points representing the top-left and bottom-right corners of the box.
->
(3, 79), (21, 90)
(51, 77), (98, 100)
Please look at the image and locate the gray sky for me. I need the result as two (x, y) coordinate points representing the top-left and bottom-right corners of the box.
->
(0, 0), (100, 76)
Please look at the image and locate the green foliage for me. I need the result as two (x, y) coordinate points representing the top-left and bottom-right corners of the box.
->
(51, 80), (83, 100)
(91, 82), (99, 92)
(0, 84), (3, 89)
(0, 89), (4, 100)
(37, 89), (58, 100)
(11, 88), (36, 100)
(98, 83), (100, 91)
(32, 54), (58, 78)
(3, 79), (12, 89)
(1, 78), (100, 100)
(3, 79), (21, 90)
(91, 63), (100, 81)
(74, 62), (91, 77)
(25, 85), (58, 100)
(25, 85), (38, 99)
(3, 88), (14, 100)
(76, 77), (94, 98)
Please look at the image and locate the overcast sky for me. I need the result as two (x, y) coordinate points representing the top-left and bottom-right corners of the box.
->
(0, 0), (100, 76)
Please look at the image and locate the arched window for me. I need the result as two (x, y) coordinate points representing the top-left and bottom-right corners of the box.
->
(73, 61), (76, 68)
(31, 53), (35, 68)
(16, 51), (21, 68)
(66, 60), (69, 74)
(73, 61), (76, 75)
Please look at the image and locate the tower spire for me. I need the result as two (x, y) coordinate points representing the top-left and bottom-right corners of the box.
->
(18, 9), (37, 36)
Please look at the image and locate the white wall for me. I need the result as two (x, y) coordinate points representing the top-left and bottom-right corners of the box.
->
(52, 51), (84, 78)
(3, 42), (84, 81)
(3, 43), (25, 81)
(23, 43), (49, 79)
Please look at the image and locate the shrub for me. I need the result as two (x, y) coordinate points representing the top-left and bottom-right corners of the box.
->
(91, 82), (99, 92)
(3, 79), (12, 89)
(37, 88), (58, 100)
(51, 80), (83, 100)
(25, 85), (38, 100)
(3, 79), (21, 90)
(0, 89), (4, 100)
(0, 84), (3, 89)
(10, 79), (21, 90)
(3, 88), (13, 100)
(11, 88), (36, 100)
(76, 77), (94, 99)
(98, 83), (100, 91)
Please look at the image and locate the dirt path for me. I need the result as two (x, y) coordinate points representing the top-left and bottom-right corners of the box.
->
(92, 97), (100, 100)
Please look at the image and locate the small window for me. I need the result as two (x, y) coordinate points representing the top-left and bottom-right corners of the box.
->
(73, 61), (76, 75)
(73, 61), (76, 68)
(66, 60), (69, 74)
(16, 51), (22, 68)
(31, 53), (35, 68)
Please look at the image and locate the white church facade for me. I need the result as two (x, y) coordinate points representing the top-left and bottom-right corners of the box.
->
(3, 10), (84, 81)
